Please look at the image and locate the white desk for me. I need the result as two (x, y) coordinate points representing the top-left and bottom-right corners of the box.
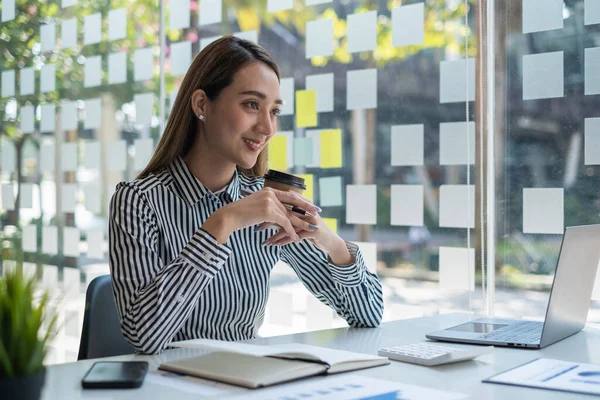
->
(42, 313), (600, 399)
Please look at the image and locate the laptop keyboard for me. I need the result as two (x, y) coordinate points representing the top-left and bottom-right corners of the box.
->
(480, 321), (543, 344)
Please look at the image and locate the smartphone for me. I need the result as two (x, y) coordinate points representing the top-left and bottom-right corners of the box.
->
(81, 361), (148, 389)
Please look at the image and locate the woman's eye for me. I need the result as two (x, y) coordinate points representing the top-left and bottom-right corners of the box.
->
(271, 108), (281, 116)
(246, 101), (259, 110)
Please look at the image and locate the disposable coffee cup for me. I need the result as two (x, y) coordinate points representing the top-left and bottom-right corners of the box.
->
(263, 170), (306, 195)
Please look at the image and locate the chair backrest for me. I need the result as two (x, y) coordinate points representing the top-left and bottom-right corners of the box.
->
(78, 275), (134, 360)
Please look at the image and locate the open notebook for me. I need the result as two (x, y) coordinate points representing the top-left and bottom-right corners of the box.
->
(159, 339), (390, 389)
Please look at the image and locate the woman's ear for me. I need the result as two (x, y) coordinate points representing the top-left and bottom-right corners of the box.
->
(191, 89), (209, 119)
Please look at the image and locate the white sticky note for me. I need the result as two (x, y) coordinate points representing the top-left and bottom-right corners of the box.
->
(134, 48), (154, 81)
(267, 290), (293, 327)
(40, 64), (56, 93)
(306, 19), (333, 59)
(319, 176), (342, 207)
(20, 183), (34, 208)
(135, 138), (154, 171)
(585, 47), (600, 95)
(170, 41), (192, 76)
(347, 68), (377, 110)
(40, 181), (57, 216)
(439, 247), (475, 291)
(2, 184), (15, 211)
(440, 58), (475, 103)
(63, 227), (80, 257)
(585, 117), (600, 165)
(62, 0), (77, 7)
(306, 0), (331, 4)
(440, 121), (475, 165)
(1, 137), (16, 173)
(523, 188), (564, 234)
(84, 13), (102, 45)
(84, 98), (102, 129)
(40, 104), (56, 133)
(62, 184), (77, 213)
(305, 130), (321, 168)
(1, 70), (15, 97)
(268, 0), (293, 12)
(87, 230), (104, 259)
(83, 184), (101, 214)
(108, 8), (127, 41)
(586, 0), (600, 25)
(354, 242), (377, 274)
(134, 93), (154, 126)
(83, 141), (101, 170)
(62, 267), (81, 295)
(392, 3), (424, 47)
(522, 51), (564, 100)
(41, 23), (56, 52)
(200, 35), (221, 50)
(1, 0), (15, 22)
(391, 124), (424, 166)
(306, 73), (334, 112)
(40, 141), (55, 172)
(42, 226), (58, 255)
(234, 30), (258, 43)
(170, 0), (191, 30)
(108, 52), (127, 84)
(22, 225), (37, 253)
(306, 295), (333, 331)
(108, 140), (127, 172)
(61, 101), (78, 131)
(523, 0), (563, 33)
(84, 55), (102, 88)
(20, 67), (35, 96)
(439, 185), (475, 228)
(20, 104), (35, 134)
(391, 185), (423, 226)
(61, 18), (78, 49)
(347, 11), (377, 53)
(199, 0), (222, 26)
(346, 184), (377, 225)
(61, 143), (78, 172)
(279, 78), (295, 116)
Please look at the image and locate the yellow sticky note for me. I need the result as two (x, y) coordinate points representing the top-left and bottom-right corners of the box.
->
(323, 218), (338, 233)
(296, 90), (317, 128)
(320, 129), (342, 168)
(297, 173), (314, 202)
(268, 135), (287, 171)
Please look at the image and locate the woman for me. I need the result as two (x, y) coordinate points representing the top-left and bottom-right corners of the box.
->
(109, 36), (383, 354)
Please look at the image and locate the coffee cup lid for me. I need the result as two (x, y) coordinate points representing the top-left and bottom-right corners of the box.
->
(264, 170), (307, 190)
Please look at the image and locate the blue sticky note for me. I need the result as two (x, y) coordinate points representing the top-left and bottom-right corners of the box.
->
(319, 176), (343, 207)
(294, 137), (314, 166)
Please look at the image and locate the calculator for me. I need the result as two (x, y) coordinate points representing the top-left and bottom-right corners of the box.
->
(378, 343), (494, 366)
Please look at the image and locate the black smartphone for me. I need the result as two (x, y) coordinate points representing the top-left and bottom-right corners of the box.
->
(81, 361), (149, 389)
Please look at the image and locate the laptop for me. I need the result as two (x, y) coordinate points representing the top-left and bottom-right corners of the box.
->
(427, 224), (600, 349)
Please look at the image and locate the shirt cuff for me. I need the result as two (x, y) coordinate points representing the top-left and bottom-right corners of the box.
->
(328, 241), (366, 287)
(179, 228), (232, 276)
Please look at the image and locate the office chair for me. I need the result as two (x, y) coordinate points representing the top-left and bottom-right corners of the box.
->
(78, 275), (134, 360)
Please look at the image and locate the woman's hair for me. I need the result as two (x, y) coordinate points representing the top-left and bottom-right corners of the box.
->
(138, 36), (280, 179)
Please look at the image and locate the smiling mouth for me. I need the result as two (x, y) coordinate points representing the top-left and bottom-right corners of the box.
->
(243, 138), (264, 151)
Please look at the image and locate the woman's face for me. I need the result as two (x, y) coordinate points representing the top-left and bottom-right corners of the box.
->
(201, 62), (282, 169)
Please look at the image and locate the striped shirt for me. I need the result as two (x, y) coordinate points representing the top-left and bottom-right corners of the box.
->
(109, 156), (384, 354)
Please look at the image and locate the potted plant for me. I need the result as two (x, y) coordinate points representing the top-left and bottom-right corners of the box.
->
(0, 267), (57, 400)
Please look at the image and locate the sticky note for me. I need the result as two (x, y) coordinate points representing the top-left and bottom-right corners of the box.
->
(354, 242), (378, 273)
(170, 41), (192, 76)
(87, 230), (104, 259)
(439, 185), (475, 228)
(39, 104), (55, 133)
(323, 218), (338, 233)
(268, 0), (293, 13)
(523, 51), (564, 100)
(108, 140), (127, 172)
(585, 117), (600, 165)
(108, 8), (127, 41)
(392, 3), (424, 47)
(439, 121), (475, 165)
(200, 35), (221, 50)
(84, 13), (101, 45)
(306, 19), (334, 59)
(22, 262), (37, 281)
(134, 92), (154, 126)
(347, 68), (377, 110)
(134, 48), (154, 81)
(41, 181), (57, 216)
(62, 0), (77, 7)
(83, 184), (101, 214)
(347, 11), (377, 53)
(297, 174), (314, 202)
(40, 64), (56, 93)
(63, 267), (81, 295)
(20, 183), (34, 208)
(1, 137), (16, 173)
(439, 247), (475, 291)
(306, 294), (333, 331)
(20, 67), (35, 96)
(40, 140), (55, 172)
(1, 70), (15, 97)
(391, 124), (424, 166)
(170, 0), (191, 30)
(294, 137), (313, 166)
(346, 184), (377, 225)
(586, 0), (600, 25)
(320, 129), (342, 168)
(296, 90), (317, 128)
(61, 101), (78, 131)
(279, 78), (295, 116)
(305, 130), (321, 168)
(523, 0), (563, 33)
(61, 143), (78, 172)
(84, 55), (102, 88)
(84, 98), (102, 130)
(62, 184), (77, 213)
(83, 141), (100, 170)
(585, 47), (600, 95)
(22, 225), (37, 253)
(523, 188), (564, 234)
(306, 73), (334, 113)
(199, 0), (222, 25)
(267, 290), (293, 327)
(319, 176), (343, 207)
(391, 185), (423, 226)
(63, 227), (80, 257)
(20, 104), (35, 134)
(440, 58), (475, 103)
(42, 226), (58, 255)
(1, 0), (15, 22)
(108, 52), (127, 84)
(306, 0), (331, 4)
(2, 184), (15, 210)
(234, 30), (258, 43)
(41, 23), (56, 52)
(61, 18), (77, 49)
(135, 138), (154, 171)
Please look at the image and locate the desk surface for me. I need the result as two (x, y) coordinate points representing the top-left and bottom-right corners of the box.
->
(42, 313), (600, 399)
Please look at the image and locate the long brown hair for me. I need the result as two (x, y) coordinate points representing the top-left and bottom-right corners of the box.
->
(138, 36), (280, 179)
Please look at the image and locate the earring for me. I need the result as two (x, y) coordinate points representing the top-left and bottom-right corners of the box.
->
(198, 114), (204, 120)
